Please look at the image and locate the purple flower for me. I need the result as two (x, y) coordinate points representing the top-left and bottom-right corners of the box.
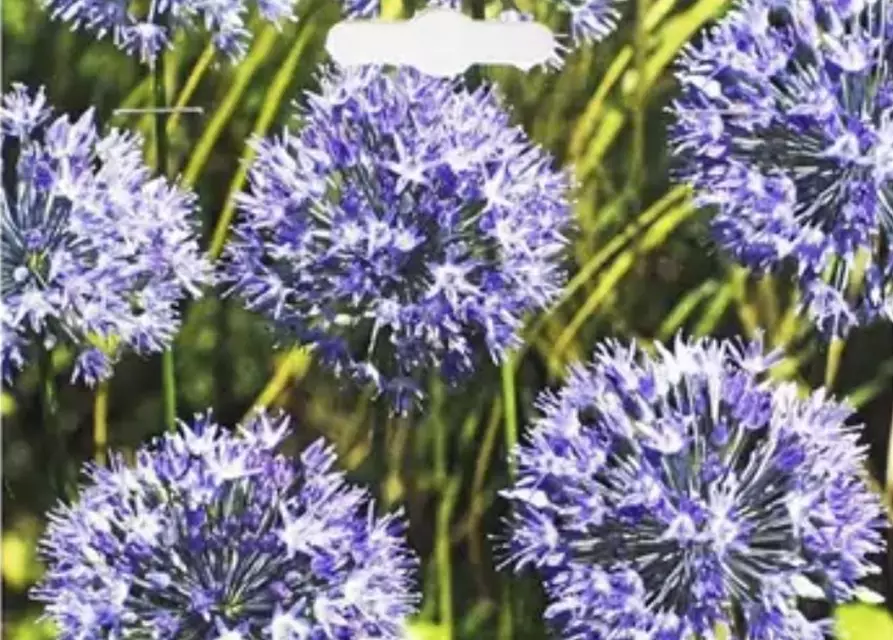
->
(502, 336), (885, 639)
(38, 0), (370, 63)
(1, 84), (210, 385)
(32, 411), (419, 639)
(671, 0), (893, 335)
(223, 66), (572, 412)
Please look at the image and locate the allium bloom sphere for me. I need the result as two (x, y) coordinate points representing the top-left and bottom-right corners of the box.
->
(502, 337), (885, 639)
(671, 0), (893, 335)
(39, 0), (373, 62)
(223, 66), (571, 411)
(1, 85), (210, 384)
(33, 412), (419, 638)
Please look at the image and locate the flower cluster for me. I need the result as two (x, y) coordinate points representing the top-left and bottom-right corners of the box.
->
(1, 84), (210, 385)
(502, 336), (885, 638)
(671, 0), (893, 335)
(38, 0), (372, 63)
(223, 66), (571, 412)
(33, 411), (419, 639)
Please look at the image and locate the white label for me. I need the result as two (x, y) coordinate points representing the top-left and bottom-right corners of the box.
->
(326, 9), (558, 77)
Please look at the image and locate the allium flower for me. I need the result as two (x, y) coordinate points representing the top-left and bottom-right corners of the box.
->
(38, 0), (373, 63)
(502, 336), (885, 639)
(32, 411), (419, 639)
(671, 0), (893, 335)
(1, 84), (210, 384)
(223, 66), (571, 412)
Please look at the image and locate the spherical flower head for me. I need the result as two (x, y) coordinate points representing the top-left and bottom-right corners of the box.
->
(38, 0), (373, 63)
(502, 335), (886, 639)
(223, 66), (572, 412)
(32, 411), (420, 639)
(671, 0), (893, 336)
(1, 84), (211, 385)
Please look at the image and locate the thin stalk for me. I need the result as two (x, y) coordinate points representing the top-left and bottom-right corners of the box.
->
(436, 478), (458, 638)
(886, 327), (893, 605)
(501, 353), (518, 477)
(40, 350), (58, 419)
(824, 336), (846, 390)
(888, 406), (893, 503)
(166, 42), (215, 134)
(886, 327), (893, 503)
(38, 349), (62, 493)
(94, 381), (109, 465)
(497, 580), (513, 640)
(154, 50), (177, 432)
(629, 0), (650, 206)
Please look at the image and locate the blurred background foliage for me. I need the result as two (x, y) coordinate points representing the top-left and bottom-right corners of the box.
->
(3, 0), (893, 637)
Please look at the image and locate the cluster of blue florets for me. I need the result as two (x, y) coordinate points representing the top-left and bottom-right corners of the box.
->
(223, 66), (572, 412)
(1, 84), (210, 385)
(672, 0), (893, 335)
(39, 0), (309, 62)
(33, 412), (419, 638)
(503, 336), (886, 639)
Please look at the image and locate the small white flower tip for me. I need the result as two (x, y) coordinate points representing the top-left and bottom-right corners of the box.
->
(854, 586), (886, 605)
(791, 574), (826, 600)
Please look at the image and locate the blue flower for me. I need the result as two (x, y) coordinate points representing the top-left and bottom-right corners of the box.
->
(223, 66), (572, 412)
(32, 411), (420, 639)
(1, 84), (211, 385)
(502, 336), (885, 639)
(38, 0), (369, 62)
(671, 0), (893, 335)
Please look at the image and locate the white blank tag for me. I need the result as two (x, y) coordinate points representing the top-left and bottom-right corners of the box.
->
(326, 9), (558, 77)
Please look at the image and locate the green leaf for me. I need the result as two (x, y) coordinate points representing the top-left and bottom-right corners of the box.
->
(835, 604), (893, 640)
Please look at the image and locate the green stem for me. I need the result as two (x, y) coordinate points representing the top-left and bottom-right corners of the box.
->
(824, 336), (846, 391)
(153, 50), (177, 432)
(39, 349), (63, 493)
(40, 350), (58, 419)
(497, 580), (513, 640)
(94, 381), (109, 465)
(436, 478), (458, 638)
(888, 405), (893, 501)
(887, 328), (893, 604)
(501, 353), (518, 477)
(162, 349), (177, 432)
(428, 380), (455, 637)
(629, 0), (649, 207)
(886, 327), (893, 499)
(166, 42), (215, 134)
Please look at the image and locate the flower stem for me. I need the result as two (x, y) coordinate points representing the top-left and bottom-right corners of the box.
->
(93, 381), (109, 465)
(40, 349), (58, 419)
(824, 335), (846, 390)
(153, 47), (177, 432)
(497, 580), (513, 640)
(886, 327), (893, 502)
(501, 353), (518, 477)
(436, 478), (458, 638)
(887, 328), (893, 604)
(38, 348), (63, 493)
